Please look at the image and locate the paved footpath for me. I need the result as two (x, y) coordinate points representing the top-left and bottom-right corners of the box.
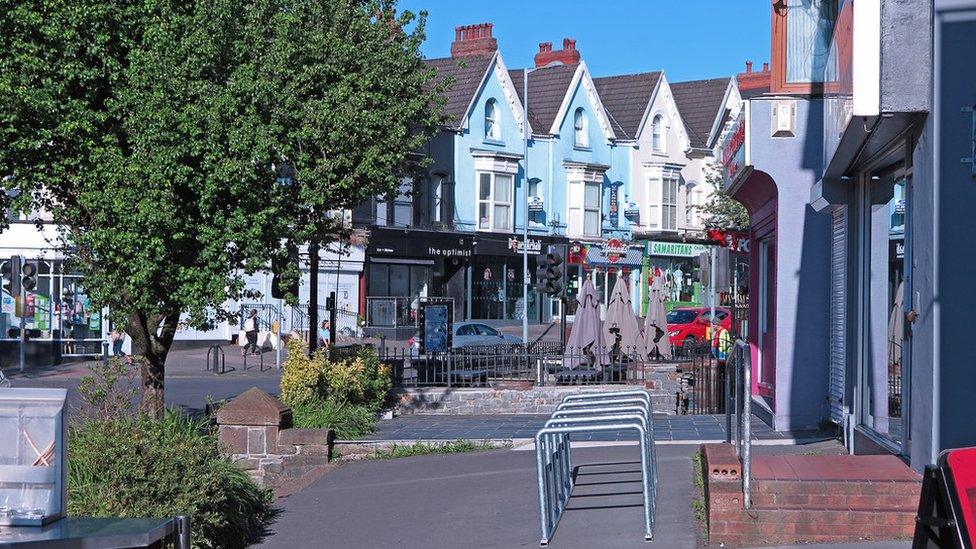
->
(256, 443), (909, 549)
(366, 413), (833, 444)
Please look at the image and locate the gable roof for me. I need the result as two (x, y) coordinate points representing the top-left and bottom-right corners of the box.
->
(669, 77), (732, 148)
(509, 64), (578, 133)
(592, 72), (662, 140)
(424, 55), (495, 129)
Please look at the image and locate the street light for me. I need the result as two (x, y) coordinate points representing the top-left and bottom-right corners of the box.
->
(522, 67), (538, 347)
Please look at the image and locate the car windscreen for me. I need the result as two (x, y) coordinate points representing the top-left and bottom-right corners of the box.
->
(666, 310), (698, 324)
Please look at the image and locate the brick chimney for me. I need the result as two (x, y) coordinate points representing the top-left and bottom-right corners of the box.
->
(534, 38), (581, 68)
(451, 23), (498, 58)
(737, 60), (771, 93)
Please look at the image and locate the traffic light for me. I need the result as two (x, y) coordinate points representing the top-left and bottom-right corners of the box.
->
(21, 261), (37, 292)
(8, 255), (21, 297)
(535, 247), (564, 298)
(271, 244), (299, 299)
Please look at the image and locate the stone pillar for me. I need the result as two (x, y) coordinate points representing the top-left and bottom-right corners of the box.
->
(217, 387), (292, 479)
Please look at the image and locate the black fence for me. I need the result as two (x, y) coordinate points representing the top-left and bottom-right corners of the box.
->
(675, 341), (726, 415)
(381, 341), (653, 388)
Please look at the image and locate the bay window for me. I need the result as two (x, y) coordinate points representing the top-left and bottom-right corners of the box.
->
(477, 172), (513, 231)
(772, 0), (838, 93)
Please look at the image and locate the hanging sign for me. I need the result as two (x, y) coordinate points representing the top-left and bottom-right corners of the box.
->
(608, 185), (620, 226)
(528, 196), (544, 212)
(624, 202), (640, 221)
(721, 112), (747, 188)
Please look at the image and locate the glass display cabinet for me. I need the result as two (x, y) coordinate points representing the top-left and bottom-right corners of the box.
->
(0, 388), (68, 526)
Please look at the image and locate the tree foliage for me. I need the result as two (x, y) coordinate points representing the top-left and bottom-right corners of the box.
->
(695, 161), (750, 231)
(0, 0), (442, 414)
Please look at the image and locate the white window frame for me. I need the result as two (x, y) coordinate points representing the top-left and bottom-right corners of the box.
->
(431, 174), (444, 224)
(574, 108), (588, 148)
(476, 171), (514, 232)
(568, 179), (601, 237)
(661, 175), (678, 231)
(651, 114), (665, 153)
(485, 99), (500, 140)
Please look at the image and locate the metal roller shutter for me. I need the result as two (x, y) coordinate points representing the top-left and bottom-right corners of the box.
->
(829, 207), (847, 423)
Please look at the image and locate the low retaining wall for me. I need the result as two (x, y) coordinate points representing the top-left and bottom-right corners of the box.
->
(393, 384), (674, 415)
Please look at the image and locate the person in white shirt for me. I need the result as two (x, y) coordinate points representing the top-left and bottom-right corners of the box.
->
(242, 309), (259, 356)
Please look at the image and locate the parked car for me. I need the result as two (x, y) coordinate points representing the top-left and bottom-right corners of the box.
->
(409, 321), (523, 353)
(666, 307), (732, 347)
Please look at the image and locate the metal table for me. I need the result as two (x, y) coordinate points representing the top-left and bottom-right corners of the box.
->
(0, 516), (189, 548)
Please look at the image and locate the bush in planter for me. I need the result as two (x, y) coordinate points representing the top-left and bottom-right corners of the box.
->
(280, 341), (391, 438)
(68, 411), (274, 549)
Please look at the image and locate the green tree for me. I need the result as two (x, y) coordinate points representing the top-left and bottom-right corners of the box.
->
(0, 0), (441, 415)
(695, 160), (750, 231)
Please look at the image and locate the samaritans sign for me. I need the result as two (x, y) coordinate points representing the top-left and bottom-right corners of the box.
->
(647, 241), (709, 258)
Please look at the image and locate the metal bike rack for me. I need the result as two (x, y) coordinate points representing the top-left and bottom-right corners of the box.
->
(243, 351), (268, 372)
(206, 345), (227, 374)
(535, 391), (657, 545)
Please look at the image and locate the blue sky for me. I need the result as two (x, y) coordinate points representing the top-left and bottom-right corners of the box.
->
(399, 0), (771, 82)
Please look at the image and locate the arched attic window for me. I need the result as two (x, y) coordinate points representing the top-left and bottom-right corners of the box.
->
(574, 108), (588, 148)
(652, 114), (665, 152)
(485, 99), (500, 140)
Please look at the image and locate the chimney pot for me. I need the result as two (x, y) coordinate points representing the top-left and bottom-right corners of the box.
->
(451, 22), (498, 58)
(563, 38), (576, 50)
(746, 61), (753, 73)
(534, 37), (580, 68)
(762, 62), (769, 72)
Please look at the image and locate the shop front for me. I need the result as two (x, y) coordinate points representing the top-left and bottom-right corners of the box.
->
(364, 228), (473, 336)
(642, 240), (709, 312)
(473, 234), (568, 323)
(566, 238), (645, 317)
(0, 258), (105, 367)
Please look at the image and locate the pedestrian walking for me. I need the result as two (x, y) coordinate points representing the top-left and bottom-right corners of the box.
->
(711, 317), (731, 361)
(242, 309), (260, 356)
(109, 327), (132, 365)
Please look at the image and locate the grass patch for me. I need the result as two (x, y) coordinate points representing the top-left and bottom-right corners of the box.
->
(290, 398), (377, 439)
(691, 451), (707, 525)
(372, 439), (509, 460)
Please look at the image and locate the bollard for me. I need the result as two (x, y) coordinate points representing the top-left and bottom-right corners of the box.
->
(174, 515), (191, 549)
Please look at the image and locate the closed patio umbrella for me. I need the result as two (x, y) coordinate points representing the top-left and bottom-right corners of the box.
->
(644, 275), (672, 360)
(564, 278), (608, 370)
(604, 274), (647, 361)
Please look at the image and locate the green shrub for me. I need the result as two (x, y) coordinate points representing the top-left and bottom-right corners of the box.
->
(280, 341), (390, 409)
(289, 397), (376, 439)
(68, 411), (274, 549)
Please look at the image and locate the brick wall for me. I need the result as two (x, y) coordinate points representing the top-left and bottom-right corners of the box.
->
(220, 424), (331, 488)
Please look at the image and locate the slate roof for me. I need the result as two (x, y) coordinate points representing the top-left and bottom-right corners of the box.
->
(509, 64), (578, 133)
(592, 72), (662, 140)
(424, 55), (495, 129)
(670, 77), (732, 148)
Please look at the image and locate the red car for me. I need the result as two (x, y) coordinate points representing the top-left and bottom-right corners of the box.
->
(666, 307), (732, 347)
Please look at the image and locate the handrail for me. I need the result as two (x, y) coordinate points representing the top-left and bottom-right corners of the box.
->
(724, 339), (752, 509)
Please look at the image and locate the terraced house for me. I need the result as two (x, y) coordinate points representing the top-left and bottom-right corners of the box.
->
(355, 23), (743, 335)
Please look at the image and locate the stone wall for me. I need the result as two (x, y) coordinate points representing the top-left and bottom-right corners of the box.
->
(394, 381), (675, 416)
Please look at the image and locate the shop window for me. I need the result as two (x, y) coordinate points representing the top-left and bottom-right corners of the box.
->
(485, 99), (500, 140)
(772, 0), (838, 93)
(476, 172), (514, 232)
(568, 180), (601, 237)
(574, 108), (588, 148)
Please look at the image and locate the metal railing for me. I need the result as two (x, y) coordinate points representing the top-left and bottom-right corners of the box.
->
(205, 345), (228, 374)
(675, 341), (726, 415)
(535, 390), (657, 545)
(382, 343), (650, 388)
(724, 339), (752, 509)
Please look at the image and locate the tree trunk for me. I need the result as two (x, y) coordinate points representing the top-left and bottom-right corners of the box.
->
(308, 239), (320, 355)
(127, 310), (180, 419)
